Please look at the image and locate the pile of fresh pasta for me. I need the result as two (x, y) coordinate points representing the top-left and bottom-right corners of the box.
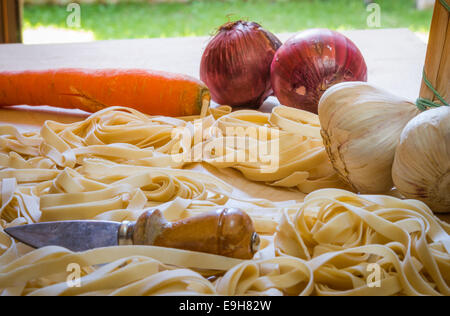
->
(0, 106), (448, 296)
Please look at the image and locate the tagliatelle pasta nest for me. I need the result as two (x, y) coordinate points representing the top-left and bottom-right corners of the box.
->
(0, 106), (448, 296)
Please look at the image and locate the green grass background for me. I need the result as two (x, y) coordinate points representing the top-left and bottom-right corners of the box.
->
(23, 0), (433, 40)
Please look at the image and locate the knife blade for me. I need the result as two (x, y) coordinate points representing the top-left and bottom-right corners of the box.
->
(4, 208), (260, 259)
(5, 220), (121, 252)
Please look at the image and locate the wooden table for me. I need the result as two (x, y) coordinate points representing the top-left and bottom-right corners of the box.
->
(0, 28), (448, 222)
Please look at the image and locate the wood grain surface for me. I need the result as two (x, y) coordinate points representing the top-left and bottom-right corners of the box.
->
(0, 0), (22, 44)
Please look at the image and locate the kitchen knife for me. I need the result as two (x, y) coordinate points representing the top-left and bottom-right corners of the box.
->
(5, 208), (260, 260)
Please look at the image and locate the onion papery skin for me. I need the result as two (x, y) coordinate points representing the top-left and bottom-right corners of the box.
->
(271, 29), (368, 114)
(200, 21), (282, 108)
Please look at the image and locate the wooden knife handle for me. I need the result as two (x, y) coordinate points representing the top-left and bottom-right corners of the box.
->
(130, 208), (259, 259)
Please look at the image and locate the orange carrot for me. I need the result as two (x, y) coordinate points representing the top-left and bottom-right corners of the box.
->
(0, 69), (210, 117)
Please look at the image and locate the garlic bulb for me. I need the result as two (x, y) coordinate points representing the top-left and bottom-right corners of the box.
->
(319, 82), (420, 194)
(392, 106), (450, 213)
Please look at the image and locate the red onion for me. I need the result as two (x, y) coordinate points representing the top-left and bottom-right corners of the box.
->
(200, 21), (282, 108)
(271, 29), (368, 114)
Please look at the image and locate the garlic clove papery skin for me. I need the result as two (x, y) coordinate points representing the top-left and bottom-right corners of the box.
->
(392, 106), (450, 213)
(319, 82), (420, 194)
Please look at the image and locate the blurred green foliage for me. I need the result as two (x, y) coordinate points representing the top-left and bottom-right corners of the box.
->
(23, 0), (433, 40)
